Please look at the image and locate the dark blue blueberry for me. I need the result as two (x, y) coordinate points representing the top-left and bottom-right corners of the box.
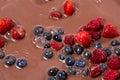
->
(56, 70), (67, 80)
(57, 28), (64, 34)
(65, 56), (75, 66)
(43, 49), (53, 59)
(68, 67), (76, 75)
(43, 31), (52, 41)
(16, 58), (27, 68)
(100, 63), (107, 72)
(75, 59), (86, 68)
(48, 67), (59, 76)
(0, 51), (5, 59)
(111, 40), (120, 46)
(33, 26), (44, 36)
(83, 50), (91, 59)
(82, 67), (89, 76)
(95, 42), (102, 48)
(64, 45), (73, 55)
(48, 76), (57, 80)
(114, 47), (120, 56)
(53, 34), (62, 42)
(74, 45), (84, 55)
(58, 54), (66, 61)
(44, 43), (51, 48)
(103, 47), (112, 56)
(5, 55), (16, 67)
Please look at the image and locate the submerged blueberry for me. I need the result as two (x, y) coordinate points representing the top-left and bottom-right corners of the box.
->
(56, 70), (68, 80)
(43, 31), (52, 41)
(83, 50), (91, 59)
(49, 76), (57, 80)
(43, 49), (53, 60)
(48, 67), (59, 76)
(57, 28), (64, 34)
(68, 67), (76, 75)
(65, 56), (75, 66)
(82, 67), (89, 76)
(103, 47), (112, 56)
(33, 26), (44, 36)
(64, 45), (73, 55)
(75, 59), (86, 68)
(58, 54), (66, 61)
(0, 51), (5, 59)
(16, 58), (27, 68)
(53, 34), (62, 42)
(111, 40), (120, 46)
(74, 44), (84, 55)
(114, 47), (120, 56)
(95, 42), (102, 48)
(44, 43), (51, 49)
(5, 55), (16, 67)
(100, 63), (107, 72)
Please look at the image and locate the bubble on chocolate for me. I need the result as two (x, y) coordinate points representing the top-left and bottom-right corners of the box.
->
(32, 36), (46, 49)
(96, 0), (102, 3)
(4, 31), (11, 40)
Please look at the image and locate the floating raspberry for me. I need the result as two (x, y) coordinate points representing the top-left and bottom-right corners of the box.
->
(0, 36), (5, 48)
(87, 18), (104, 31)
(64, 0), (75, 16)
(89, 64), (102, 78)
(11, 26), (26, 40)
(51, 41), (63, 51)
(0, 17), (14, 35)
(64, 34), (75, 46)
(102, 24), (119, 38)
(107, 56), (120, 70)
(90, 49), (107, 64)
(50, 10), (62, 20)
(89, 31), (101, 40)
(103, 69), (119, 80)
(75, 31), (92, 48)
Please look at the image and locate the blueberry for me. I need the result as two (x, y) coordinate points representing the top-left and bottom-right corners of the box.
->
(33, 26), (44, 36)
(114, 47), (120, 56)
(5, 55), (16, 67)
(58, 54), (66, 61)
(48, 67), (59, 76)
(82, 67), (89, 76)
(100, 63), (107, 72)
(75, 59), (86, 68)
(111, 40), (120, 46)
(65, 56), (75, 66)
(64, 45), (73, 55)
(48, 76), (57, 80)
(16, 58), (27, 68)
(0, 51), (5, 59)
(57, 28), (64, 34)
(95, 42), (102, 48)
(53, 34), (62, 42)
(43, 49), (53, 59)
(56, 70), (67, 80)
(83, 50), (91, 59)
(68, 67), (76, 75)
(74, 45), (84, 55)
(103, 47), (112, 56)
(44, 43), (51, 48)
(43, 31), (52, 41)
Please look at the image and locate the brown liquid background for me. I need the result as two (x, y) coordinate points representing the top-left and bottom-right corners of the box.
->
(0, 0), (120, 80)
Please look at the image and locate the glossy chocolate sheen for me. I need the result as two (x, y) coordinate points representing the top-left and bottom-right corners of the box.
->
(0, 0), (120, 80)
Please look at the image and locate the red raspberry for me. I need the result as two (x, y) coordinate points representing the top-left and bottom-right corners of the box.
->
(89, 31), (101, 40)
(89, 64), (102, 78)
(0, 17), (14, 35)
(87, 18), (104, 31)
(50, 10), (62, 20)
(75, 31), (92, 48)
(0, 36), (5, 48)
(107, 56), (120, 70)
(90, 49), (107, 64)
(64, 0), (75, 16)
(64, 34), (75, 46)
(102, 24), (119, 38)
(51, 41), (64, 51)
(103, 69), (119, 80)
(11, 26), (26, 40)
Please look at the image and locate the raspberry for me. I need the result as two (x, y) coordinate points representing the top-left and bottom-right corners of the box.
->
(89, 31), (101, 40)
(89, 64), (102, 78)
(51, 41), (64, 51)
(107, 56), (120, 70)
(90, 49), (107, 64)
(64, 34), (75, 46)
(103, 69), (119, 80)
